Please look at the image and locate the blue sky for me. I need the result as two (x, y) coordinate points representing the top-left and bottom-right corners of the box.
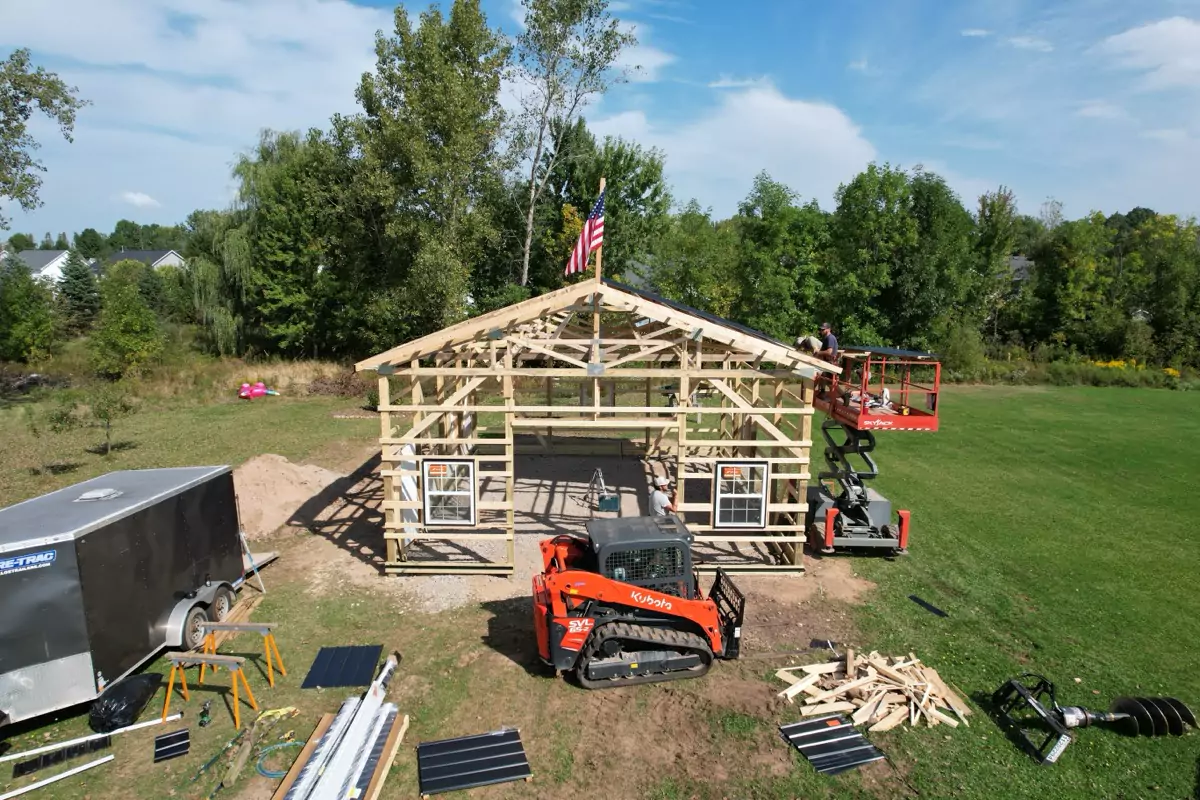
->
(2, 0), (1199, 239)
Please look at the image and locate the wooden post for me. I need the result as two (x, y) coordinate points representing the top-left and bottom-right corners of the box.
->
(503, 348), (516, 575)
(380, 373), (398, 565)
(644, 377), (652, 452)
(545, 376), (553, 452)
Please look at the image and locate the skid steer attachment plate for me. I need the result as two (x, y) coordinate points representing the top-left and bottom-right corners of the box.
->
(709, 568), (745, 659)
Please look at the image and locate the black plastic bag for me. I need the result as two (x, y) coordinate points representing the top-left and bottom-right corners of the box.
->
(88, 673), (164, 733)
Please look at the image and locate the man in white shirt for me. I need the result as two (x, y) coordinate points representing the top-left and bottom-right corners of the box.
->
(650, 475), (676, 516)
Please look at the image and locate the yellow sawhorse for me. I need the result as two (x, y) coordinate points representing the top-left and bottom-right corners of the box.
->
(162, 652), (258, 729)
(197, 621), (287, 687)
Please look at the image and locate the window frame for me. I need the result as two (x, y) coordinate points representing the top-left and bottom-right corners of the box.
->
(712, 460), (770, 529)
(421, 459), (477, 527)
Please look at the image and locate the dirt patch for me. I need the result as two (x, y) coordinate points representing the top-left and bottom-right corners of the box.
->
(234, 454), (343, 539)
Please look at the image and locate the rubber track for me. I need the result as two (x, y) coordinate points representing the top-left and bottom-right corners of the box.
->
(576, 622), (713, 689)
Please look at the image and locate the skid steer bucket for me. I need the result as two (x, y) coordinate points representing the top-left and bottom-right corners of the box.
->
(708, 568), (745, 659)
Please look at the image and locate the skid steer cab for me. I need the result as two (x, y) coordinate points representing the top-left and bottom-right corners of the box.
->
(532, 516), (746, 689)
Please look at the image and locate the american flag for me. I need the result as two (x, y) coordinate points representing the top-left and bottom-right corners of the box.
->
(564, 189), (605, 276)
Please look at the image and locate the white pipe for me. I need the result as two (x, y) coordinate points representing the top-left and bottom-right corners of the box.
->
(0, 714), (182, 764)
(0, 754), (114, 799)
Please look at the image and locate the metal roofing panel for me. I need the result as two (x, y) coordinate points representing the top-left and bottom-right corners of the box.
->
(779, 715), (886, 775)
(300, 645), (384, 689)
(417, 729), (531, 796)
(603, 277), (793, 350)
(0, 466), (231, 553)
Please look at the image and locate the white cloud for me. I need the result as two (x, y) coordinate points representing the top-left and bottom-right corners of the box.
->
(961, 28), (991, 37)
(1097, 17), (1200, 90)
(0, 0), (392, 232)
(1076, 100), (1128, 120)
(847, 59), (870, 73)
(590, 82), (876, 216)
(119, 191), (161, 208)
(707, 75), (769, 89)
(1007, 35), (1054, 52)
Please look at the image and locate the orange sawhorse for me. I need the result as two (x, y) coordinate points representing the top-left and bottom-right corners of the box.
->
(197, 621), (287, 687)
(162, 652), (258, 729)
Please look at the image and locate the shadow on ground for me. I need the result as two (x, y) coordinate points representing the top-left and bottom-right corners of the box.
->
(480, 597), (549, 677)
(288, 452), (389, 573)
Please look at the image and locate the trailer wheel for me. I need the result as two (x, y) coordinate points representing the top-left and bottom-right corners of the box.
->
(212, 587), (236, 621)
(183, 605), (209, 651)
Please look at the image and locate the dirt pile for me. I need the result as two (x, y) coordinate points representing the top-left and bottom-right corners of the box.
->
(234, 454), (344, 538)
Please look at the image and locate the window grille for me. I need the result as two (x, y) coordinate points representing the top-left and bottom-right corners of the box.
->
(422, 460), (476, 526)
(713, 461), (769, 529)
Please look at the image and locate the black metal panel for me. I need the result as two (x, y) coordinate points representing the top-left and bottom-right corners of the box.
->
(300, 645), (383, 689)
(0, 541), (89, 674)
(603, 278), (792, 351)
(12, 736), (110, 778)
(779, 716), (887, 775)
(153, 729), (190, 762)
(76, 473), (242, 684)
(354, 708), (399, 795)
(417, 729), (531, 796)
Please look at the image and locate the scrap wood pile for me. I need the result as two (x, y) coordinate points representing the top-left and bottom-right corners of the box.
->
(776, 649), (972, 732)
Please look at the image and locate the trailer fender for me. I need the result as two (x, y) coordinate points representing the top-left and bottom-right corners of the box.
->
(162, 582), (234, 648)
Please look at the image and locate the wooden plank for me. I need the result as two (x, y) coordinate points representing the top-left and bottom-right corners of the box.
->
(778, 671), (822, 701)
(800, 701), (856, 717)
(271, 713), (336, 800)
(851, 690), (888, 726)
(868, 706), (909, 732)
(806, 674), (877, 705)
(800, 662), (842, 676)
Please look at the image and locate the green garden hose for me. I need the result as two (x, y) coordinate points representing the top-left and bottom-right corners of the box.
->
(255, 741), (304, 780)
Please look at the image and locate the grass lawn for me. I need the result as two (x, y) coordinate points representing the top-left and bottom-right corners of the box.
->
(1, 385), (1198, 799)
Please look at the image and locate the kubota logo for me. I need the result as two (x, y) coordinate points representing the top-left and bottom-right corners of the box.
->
(631, 591), (672, 610)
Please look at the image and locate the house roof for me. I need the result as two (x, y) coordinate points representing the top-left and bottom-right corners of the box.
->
(15, 250), (68, 271)
(1008, 255), (1034, 281)
(355, 277), (838, 375)
(105, 249), (180, 266)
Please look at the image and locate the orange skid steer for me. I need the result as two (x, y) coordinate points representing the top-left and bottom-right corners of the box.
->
(532, 517), (746, 688)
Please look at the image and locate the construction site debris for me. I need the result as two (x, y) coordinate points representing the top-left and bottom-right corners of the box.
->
(779, 715), (887, 775)
(88, 674), (163, 733)
(0, 754), (113, 800)
(233, 454), (342, 539)
(776, 650), (972, 730)
(1, 714), (181, 767)
(10, 736), (110, 779)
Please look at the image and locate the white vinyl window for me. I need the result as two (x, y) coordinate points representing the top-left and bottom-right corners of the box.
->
(422, 460), (476, 526)
(713, 461), (769, 529)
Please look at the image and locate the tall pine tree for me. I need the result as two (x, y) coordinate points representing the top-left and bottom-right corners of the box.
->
(59, 250), (100, 333)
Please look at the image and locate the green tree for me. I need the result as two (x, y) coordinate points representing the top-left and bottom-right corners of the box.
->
(513, 0), (636, 286)
(1126, 214), (1200, 366)
(354, 0), (511, 338)
(183, 208), (251, 355)
(650, 200), (739, 318)
(7, 232), (34, 251)
(0, 255), (59, 362)
(45, 382), (136, 457)
(0, 49), (89, 228)
(90, 259), (164, 378)
(38, 232), (53, 249)
(973, 187), (1019, 341)
(59, 249), (101, 333)
(1029, 212), (1115, 349)
(1012, 214), (1046, 255)
(733, 173), (829, 340)
(826, 163), (918, 344)
(73, 227), (106, 258)
(53, 231), (69, 249)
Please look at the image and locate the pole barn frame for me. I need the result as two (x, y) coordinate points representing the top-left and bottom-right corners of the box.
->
(355, 278), (840, 577)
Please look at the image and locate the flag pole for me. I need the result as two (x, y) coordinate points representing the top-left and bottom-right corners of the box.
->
(593, 176), (606, 284)
(591, 177), (605, 395)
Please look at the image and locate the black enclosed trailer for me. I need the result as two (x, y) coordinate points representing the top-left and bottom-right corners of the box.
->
(0, 466), (253, 728)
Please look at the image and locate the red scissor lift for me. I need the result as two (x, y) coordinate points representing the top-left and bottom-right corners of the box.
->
(807, 347), (941, 556)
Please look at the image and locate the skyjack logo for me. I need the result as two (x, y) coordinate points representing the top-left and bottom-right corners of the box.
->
(630, 591), (672, 611)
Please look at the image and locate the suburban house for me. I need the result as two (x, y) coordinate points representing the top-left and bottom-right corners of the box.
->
(105, 249), (185, 270)
(14, 250), (75, 282)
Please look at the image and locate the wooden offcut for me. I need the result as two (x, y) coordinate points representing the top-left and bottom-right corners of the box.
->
(775, 650), (972, 730)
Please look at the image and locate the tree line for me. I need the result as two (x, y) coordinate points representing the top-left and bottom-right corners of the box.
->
(6, 221), (186, 258)
(3, 0), (1199, 376)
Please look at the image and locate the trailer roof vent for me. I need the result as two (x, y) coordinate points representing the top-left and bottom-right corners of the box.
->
(75, 488), (123, 502)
